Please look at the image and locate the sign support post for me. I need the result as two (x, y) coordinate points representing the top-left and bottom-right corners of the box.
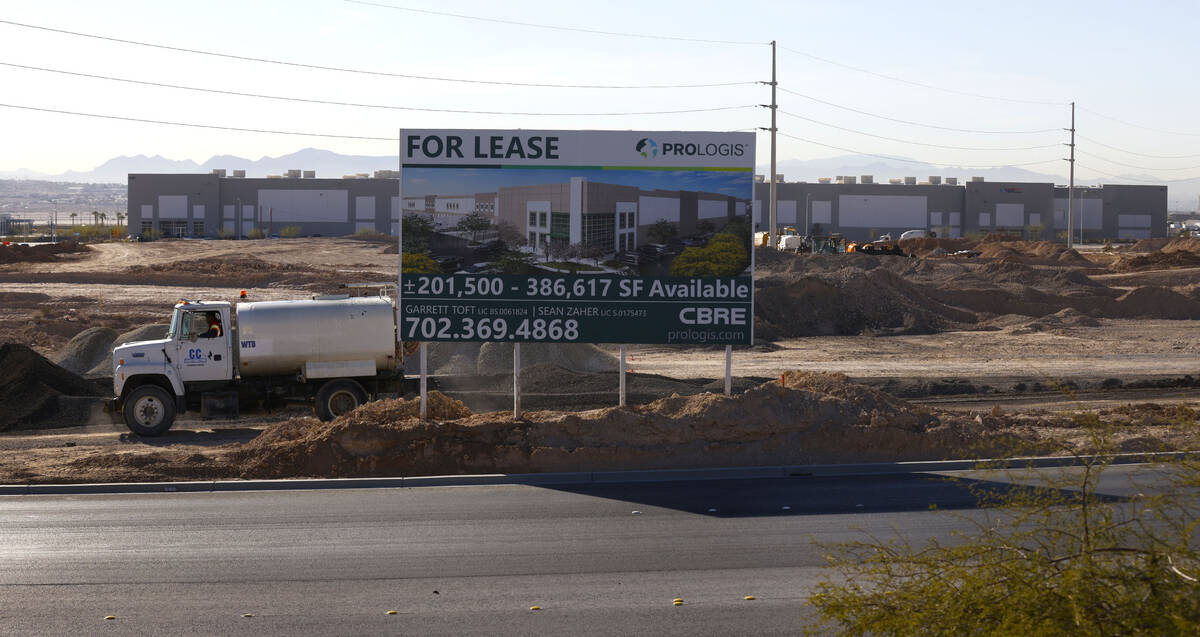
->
(724, 345), (732, 396)
(619, 345), (627, 407)
(513, 343), (522, 419)
(419, 343), (428, 419)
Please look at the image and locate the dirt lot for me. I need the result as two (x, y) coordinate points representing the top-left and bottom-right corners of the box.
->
(1, 235), (1198, 484)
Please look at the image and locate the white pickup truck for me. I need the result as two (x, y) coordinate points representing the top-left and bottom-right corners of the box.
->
(111, 295), (405, 436)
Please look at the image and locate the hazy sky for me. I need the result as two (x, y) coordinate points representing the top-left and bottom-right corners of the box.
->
(1, 0), (1197, 183)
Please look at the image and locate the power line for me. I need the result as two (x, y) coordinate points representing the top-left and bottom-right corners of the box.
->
(1075, 134), (1200, 159)
(776, 131), (1061, 170)
(345, 0), (765, 45)
(0, 61), (758, 116)
(1075, 149), (1200, 172)
(0, 19), (753, 90)
(776, 86), (1060, 135)
(1078, 105), (1200, 137)
(1075, 163), (1197, 183)
(777, 44), (1067, 106)
(0, 102), (396, 141)
(777, 109), (1060, 151)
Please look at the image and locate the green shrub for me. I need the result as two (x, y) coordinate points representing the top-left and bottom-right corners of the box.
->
(808, 412), (1200, 636)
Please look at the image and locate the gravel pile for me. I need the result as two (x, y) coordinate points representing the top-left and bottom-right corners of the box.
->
(0, 343), (107, 431)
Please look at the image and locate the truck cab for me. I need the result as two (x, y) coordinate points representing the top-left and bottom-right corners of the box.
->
(113, 301), (233, 435)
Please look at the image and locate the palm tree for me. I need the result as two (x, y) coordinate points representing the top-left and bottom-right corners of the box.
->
(116, 212), (125, 228)
(69, 212), (77, 227)
(99, 212), (108, 227)
(90, 210), (99, 226)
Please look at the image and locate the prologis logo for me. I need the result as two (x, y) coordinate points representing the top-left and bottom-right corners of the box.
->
(636, 138), (658, 158)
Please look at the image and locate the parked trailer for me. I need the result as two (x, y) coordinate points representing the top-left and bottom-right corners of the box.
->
(111, 295), (405, 436)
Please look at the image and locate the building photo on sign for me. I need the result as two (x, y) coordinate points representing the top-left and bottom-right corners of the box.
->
(399, 129), (756, 347)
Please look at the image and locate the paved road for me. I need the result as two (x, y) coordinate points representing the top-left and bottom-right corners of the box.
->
(0, 467), (1158, 635)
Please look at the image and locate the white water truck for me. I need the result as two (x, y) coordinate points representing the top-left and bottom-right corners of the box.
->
(110, 295), (405, 436)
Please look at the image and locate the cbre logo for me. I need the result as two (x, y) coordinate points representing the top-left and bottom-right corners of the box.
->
(636, 138), (658, 158)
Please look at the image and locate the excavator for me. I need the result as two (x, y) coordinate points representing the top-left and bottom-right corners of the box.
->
(845, 233), (908, 256)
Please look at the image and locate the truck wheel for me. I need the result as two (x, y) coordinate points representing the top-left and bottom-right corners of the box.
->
(124, 385), (176, 436)
(315, 379), (368, 421)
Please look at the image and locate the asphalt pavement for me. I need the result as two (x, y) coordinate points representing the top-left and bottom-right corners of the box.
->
(0, 466), (1161, 635)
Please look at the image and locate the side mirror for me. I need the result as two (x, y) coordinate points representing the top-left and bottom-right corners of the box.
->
(190, 334), (198, 343)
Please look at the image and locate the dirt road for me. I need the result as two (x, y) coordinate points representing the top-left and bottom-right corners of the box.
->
(623, 320), (1200, 383)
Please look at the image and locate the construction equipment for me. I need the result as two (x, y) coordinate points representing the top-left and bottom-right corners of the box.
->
(810, 233), (845, 254)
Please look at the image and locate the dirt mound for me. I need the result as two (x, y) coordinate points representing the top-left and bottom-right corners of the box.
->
(755, 267), (975, 338)
(898, 237), (975, 257)
(1112, 287), (1200, 320)
(1126, 237), (1171, 252)
(121, 256), (338, 288)
(113, 323), (170, 346)
(51, 327), (118, 375)
(1124, 237), (1200, 253)
(227, 373), (1006, 478)
(76, 323), (170, 378)
(965, 260), (1105, 290)
(976, 241), (1042, 261)
(1109, 250), (1200, 272)
(0, 343), (107, 431)
(1009, 308), (1102, 334)
(970, 240), (1090, 266)
(1054, 248), (1094, 266)
(0, 240), (90, 265)
(1158, 238), (1200, 254)
(476, 342), (617, 374)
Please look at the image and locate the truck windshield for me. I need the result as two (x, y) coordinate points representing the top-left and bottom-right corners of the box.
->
(166, 308), (182, 339)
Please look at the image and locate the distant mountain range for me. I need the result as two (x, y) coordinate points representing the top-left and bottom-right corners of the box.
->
(0, 148), (399, 184)
(1, 148), (1196, 211)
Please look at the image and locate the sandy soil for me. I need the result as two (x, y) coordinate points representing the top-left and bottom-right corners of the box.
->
(1, 236), (1198, 484)
(622, 320), (1200, 382)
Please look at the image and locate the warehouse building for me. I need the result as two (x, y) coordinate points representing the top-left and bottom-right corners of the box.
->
(753, 177), (1167, 241)
(127, 171), (403, 239)
(128, 173), (748, 251)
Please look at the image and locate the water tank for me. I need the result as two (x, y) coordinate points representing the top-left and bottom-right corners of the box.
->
(232, 170), (246, 178)
(904, 177), (917, 185)
(860, 175), (874, 184)
(286, 169), (301, 179)
(888, 178), (902, 184)
(929, 176), (942, 185)
(236, 296), (396, 377)
(303, 170), (316, 179)
(971, 176), (985, 182)
(844, 176), (856, 185)
(211, 169), (226, 178)
(818, 177), (832, 184)
(946, 177), (958, 185)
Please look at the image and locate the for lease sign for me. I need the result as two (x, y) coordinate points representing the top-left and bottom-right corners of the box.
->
(398, 129), (755, 345)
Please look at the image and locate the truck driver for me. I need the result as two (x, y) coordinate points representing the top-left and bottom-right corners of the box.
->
(201, 312), (223, 338)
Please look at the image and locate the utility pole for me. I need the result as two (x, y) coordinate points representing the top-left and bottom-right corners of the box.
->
(769, 40), (778, 251)
(1066, 101), (1075, 249)
(805, 192), (811, 236)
